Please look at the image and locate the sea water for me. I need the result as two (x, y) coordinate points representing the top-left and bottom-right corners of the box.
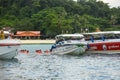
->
(0, 44), (120, 80)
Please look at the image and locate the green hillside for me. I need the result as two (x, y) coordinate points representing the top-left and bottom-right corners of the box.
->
(0, 0), (120, 37)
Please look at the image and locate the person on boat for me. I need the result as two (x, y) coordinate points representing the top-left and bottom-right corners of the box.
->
(90, 36), (94, 42)
(0, 30), (5, 39)
(101, 35), (105, 41)
(56, 38), (64, 44)
(7, 34), (13, 39)
(50, 44), (56, 52)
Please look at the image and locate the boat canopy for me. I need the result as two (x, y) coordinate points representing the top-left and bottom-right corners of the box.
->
(56, 34), (84, 37)
(55, 34), (84, 41)
(83, 31), (120, 35)
(83, 31), (120, 40)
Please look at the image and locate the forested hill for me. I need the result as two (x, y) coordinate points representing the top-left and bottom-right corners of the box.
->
(0, 0), (120, 37)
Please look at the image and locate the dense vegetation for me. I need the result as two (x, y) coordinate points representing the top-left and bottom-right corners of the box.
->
(0, 0), (120, 37)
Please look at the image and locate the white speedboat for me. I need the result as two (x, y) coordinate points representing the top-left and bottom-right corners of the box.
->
(0, 31), (21, 59)
(83, 31), (120, 54)
(50, 34), (87, 55)
(0, 39), (20, 59)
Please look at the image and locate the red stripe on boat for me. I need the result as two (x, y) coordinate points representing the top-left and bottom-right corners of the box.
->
(0, 44), (20, 46)
(88, 42), (120, 51)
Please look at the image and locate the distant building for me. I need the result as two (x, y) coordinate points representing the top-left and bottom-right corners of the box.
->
(14, 31), (40, 39)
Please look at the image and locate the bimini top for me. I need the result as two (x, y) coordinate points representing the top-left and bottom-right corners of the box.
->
(83, 31), (120, 35)
(56, 34), (84, 38)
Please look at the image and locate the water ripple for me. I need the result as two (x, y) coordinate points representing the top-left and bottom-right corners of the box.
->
(0, 44), (120, 80)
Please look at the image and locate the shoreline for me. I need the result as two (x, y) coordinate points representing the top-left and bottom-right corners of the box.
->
(20, 40), (55, 44)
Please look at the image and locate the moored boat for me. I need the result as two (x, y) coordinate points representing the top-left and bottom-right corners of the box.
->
(50, 34), (87, 55)
(0, 31), (20, 59)
(83, 31), (120, 54)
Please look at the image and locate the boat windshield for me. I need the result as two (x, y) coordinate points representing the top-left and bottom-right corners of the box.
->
(56, 36), (84, 40)
(64, 36), (84, 40)
(55, 34), (84, 43)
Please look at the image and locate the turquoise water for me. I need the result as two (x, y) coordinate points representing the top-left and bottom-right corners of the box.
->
(0, 44), (120, 80)
(19, 44), (52, 53)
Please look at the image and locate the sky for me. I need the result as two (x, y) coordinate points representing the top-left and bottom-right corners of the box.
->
(100, 0), (120, 8)
(74, 0), (120, 8)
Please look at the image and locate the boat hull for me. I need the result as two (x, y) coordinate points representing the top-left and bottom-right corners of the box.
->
(86, 41), (120, 54)
(0, 39), (20, 59)
(51, 44), (86, 55)
(0, 48), (18, 59)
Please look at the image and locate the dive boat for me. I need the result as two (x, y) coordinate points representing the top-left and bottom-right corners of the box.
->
(83, 31), (120, 54)
(50, 34), (87, 55)
(0, 31), (20, 59)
